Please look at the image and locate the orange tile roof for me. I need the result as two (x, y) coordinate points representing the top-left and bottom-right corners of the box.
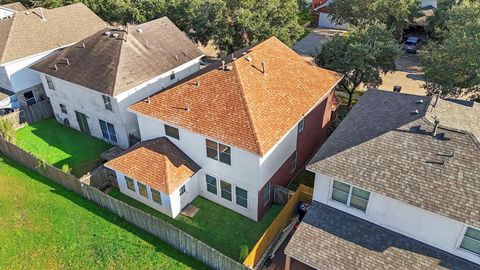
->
(104, 138), (200, 194)
(130, 37), (343, 156)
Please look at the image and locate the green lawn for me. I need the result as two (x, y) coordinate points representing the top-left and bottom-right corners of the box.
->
(15, 118), (111, 177)
(109, 189), (282, 261)
(0, 154), (208, 270)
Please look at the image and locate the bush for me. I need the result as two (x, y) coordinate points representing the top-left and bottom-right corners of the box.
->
(0, 118), (15, 143)
(239, 244), (249, 262)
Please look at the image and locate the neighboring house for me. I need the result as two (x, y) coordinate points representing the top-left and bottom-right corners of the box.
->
(0, 2), (26, 20)
(285, 90), (480, 269)
(105, 37), (343, 221)
(313, 0), (437, 30)
(31, 17), (204, 149)
(0, 3), (106, 109)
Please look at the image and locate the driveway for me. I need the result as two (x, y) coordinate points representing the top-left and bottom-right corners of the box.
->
(292, 28), (346, 60)
(379, 52), (427, 96)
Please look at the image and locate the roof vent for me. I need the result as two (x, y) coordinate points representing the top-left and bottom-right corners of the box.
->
(82, 43), (86, 48)
(262, 62), (267, 75)
(246, 56), (253, 64)
(104, 31), (112, 36)
(432, 116), (440, 137)
(112, 33), (119, 38)
(416, 99), (424, 104)
(411, 109), (419, 115)
(137, 28), (143, 33)
(59, 58), (70, 65)
(224, 65), (233, 71)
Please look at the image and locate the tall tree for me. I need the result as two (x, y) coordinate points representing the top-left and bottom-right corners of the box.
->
(421, 0), (480, 97)
(328, 0), (421, 39)
(316, 24), (401, 107)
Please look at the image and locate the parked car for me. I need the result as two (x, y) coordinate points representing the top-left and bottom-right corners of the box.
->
(403, 36), (421, 53)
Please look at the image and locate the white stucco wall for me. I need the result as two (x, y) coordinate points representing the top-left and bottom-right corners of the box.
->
(318, 13), (349, 30)
(313, 172), (480, 265)
(136, 113), (261, 220)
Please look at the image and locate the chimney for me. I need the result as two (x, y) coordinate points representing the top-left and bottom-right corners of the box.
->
(39, 8), (46, 21)
(261, 62), (266, 75)
(221, 61), (225, 70)
(432, 117), (440, 137)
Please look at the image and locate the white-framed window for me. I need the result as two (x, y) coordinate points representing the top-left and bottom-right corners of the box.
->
(331, 180), (370, 212)
(298, 117), (305, 133)
(263, 182), (271, 205)
(99, 120), (117, 143)
(460, 227), (480, 256)
(289, 151), (297, 173)
(45, 75), (55, 90)
(180, 185), (186, 196)
(220, 180), (232, 201)
(206, 139), (231, 165)
(151, 188), (162, 205)
(60, 104), (67, 114)
(125, 176), (135, 192)
(205, 174), (218, 195)
(235, 186), (248, 208)
(165, 124), (180, 140)
(137, 182), (148, 198)
(102, 95), (112, 111)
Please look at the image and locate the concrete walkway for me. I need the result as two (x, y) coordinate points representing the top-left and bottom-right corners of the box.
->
(292, 28), (346, 59)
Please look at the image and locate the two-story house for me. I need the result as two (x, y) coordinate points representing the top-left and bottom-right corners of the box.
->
(104, 37), (343, 221)
(285, 90), (480, 269)
(0, 3), (105, 110)
(31, 17), (204, 148)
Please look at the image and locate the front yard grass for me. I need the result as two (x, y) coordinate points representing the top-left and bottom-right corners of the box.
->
(108, 189), (282, 261)
(0, 154), (208, 270)
(15, 118), (111, 177)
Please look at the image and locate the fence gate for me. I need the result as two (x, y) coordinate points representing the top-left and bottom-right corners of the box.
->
(273, 185), (293, 205)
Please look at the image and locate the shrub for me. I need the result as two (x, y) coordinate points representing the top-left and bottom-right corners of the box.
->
(0, 118), (15, 143)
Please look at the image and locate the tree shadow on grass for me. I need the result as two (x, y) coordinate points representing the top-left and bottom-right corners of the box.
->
(0, 156), (208, 270)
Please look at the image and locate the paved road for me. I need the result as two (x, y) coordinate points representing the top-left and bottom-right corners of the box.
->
(379, 52), (426, 96)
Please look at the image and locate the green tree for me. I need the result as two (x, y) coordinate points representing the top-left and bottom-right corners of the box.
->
(328, 0), (421, 39)
(422, 0), (480, 97)
(0, 118), (15, 143)
(316, 24), (402, 107)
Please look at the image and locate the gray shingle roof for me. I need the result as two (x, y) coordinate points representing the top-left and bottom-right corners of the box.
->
(307, 90), (480, 228)
(285, 202), (480, 270)
(31, 17), (204, 96)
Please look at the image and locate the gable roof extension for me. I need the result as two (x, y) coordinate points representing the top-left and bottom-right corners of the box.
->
(31, 17), (204, 96)
(308, 90), (480, 228)
(0, 3), (106, 64)
(130, 37), (343, 156)
(104, 137), (200, 195)
(0, 2), (26, 11)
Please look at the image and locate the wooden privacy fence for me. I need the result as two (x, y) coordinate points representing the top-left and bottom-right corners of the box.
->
(0, 99), (53, 128)
(243, 185), (313, 269)
(0, 138), (248, 270)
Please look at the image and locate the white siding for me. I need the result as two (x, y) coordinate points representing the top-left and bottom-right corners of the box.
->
(318, 13), (349, 30)
(136, 113), (260, 220)
(0, 8), (15, 19)
(313, 173), (480, 265)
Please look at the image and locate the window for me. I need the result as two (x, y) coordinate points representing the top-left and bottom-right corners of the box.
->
(137, 182), (148, 198)
(460, 227), (480, 255)
(331, 180), (370, 212)
(99, 120), (117, 143)
(170, 72), (176, 80)
(23, 91), (36, 106)
(206, 174), (217, 195)
(102, 95), (112, 111)
(180, 185), (186, 196)
(220, 180), (232, 201)
(151, 188), (162, 205)
(206, 139), (231, 165)
(298, 118), (305, 133)
(263, 183), (271, 205)
(125, 176), (135, 192)
(45, 75), (55, 90)
(165, 124), (179, 140)
(236, 187), (248, 208)
(289, 151), (297, 173)
(60, 104), (67, 114)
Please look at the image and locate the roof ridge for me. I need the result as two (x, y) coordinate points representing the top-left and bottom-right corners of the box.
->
(232, 60), (263, 155)
(111, 31), (126, 96)
(0, 15), (15, 63)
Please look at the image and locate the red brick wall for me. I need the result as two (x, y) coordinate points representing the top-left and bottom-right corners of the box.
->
(257, 90), (336, 220)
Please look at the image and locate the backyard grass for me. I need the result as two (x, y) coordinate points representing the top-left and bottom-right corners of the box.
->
(109, 189), (282, 261)
(0, 154), (208, 270)
(15, 118), (111, 177)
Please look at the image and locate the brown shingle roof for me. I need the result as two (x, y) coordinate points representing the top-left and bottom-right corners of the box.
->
(0, 2), (26, 11)
(130, 37), (342, 156)
(0, 3), (106, 64)
(31, 17), (204, 96)
(104, 137), (200, 195)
